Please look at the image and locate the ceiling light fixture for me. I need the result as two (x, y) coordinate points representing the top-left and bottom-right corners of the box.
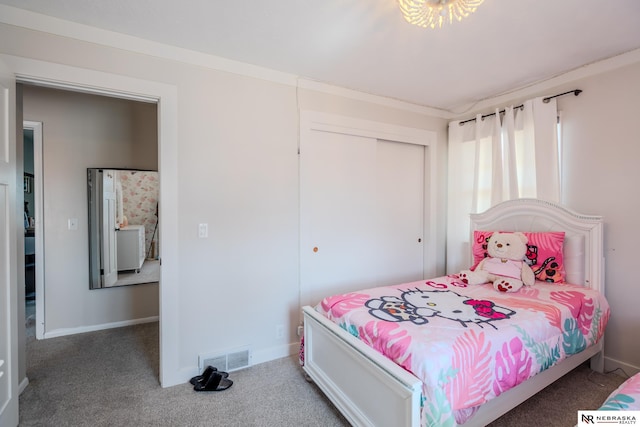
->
(397, 0), (485, 29)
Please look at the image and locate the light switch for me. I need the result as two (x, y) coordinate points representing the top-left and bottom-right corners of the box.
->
(68, 218), (78, 230)
(198, 223), (208, 238)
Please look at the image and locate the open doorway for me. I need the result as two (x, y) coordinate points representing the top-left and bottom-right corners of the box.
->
(20, 84), (159, 344)
(9, 56), (181, 388)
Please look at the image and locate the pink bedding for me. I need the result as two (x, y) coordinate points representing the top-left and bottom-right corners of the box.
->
(598, 373), (640, 411)
(314, 275), (610, 426)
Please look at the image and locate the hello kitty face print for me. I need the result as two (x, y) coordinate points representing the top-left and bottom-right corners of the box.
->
(365, 288), (515, 328)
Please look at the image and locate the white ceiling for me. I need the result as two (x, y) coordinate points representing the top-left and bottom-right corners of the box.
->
(3, 0), (640, 113)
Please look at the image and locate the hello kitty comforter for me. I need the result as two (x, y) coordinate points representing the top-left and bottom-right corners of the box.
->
(314, 275), (610, 426)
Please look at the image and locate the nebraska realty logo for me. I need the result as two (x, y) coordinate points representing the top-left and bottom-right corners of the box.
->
(578, 411), (640, 426)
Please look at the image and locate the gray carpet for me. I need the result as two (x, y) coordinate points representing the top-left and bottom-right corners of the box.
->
(19, 322), (627, 427)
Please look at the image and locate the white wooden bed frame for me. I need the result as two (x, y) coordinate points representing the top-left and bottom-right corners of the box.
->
(302, 198), (605, 427)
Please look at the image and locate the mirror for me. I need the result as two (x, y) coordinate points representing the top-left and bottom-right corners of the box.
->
(88, 168), (159, 289)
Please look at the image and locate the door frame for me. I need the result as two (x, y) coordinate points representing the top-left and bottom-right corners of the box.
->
(0, 53), (19, 427)
(23, 120), (44, 340)
(299, 111), (438, 307)
(2, 54), (182, 387)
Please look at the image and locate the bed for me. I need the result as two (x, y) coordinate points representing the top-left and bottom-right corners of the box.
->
(597, 373), (640, 411)
(302, 198), (609, 427)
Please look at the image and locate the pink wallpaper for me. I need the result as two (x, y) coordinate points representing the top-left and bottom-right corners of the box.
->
(119, 171), (159, 258)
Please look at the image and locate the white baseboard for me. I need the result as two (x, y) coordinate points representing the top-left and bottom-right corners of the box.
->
(251, 342), (299, 367)
(18, 376), (29, 395)
(43, 316), (159, 339)
(604, 356), (640, 377)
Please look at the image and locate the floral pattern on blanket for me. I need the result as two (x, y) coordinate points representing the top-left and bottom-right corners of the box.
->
(599, 373), (640, 411)
(316, 275), (610, 426)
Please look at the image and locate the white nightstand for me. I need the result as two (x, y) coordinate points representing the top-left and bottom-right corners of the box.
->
(117, 225), (145, 272)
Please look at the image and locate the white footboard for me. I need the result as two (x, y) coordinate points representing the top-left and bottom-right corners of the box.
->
(304, 305), (605, 427)
(303, 306), (422, 427)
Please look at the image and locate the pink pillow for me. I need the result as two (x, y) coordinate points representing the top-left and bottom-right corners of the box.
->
(472, 230), (566, 283)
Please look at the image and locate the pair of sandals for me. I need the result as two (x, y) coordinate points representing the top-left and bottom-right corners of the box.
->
(190, 366), (233, 392)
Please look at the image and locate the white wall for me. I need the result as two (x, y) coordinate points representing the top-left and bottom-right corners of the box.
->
(0, 21), (448, 384)
(21, 85), (159, 333)
(559, 62), (640, 374)
(461, 60), (640, 375)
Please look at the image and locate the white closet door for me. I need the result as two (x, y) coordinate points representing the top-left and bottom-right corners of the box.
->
(375, 140), (424, 286)
(301, 131), (425, 306)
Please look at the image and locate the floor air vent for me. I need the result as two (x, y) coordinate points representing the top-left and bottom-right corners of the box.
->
(199, 347), (251, 373)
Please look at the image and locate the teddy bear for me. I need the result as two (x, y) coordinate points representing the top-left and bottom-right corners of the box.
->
(459, 231), (535, 292)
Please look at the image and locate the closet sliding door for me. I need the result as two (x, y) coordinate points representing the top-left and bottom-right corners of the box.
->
(300, 125), (425, 307)
(376, 139), (425, 286)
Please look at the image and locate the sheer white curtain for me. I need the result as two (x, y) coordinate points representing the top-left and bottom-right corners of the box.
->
(446, 97), (559, 273)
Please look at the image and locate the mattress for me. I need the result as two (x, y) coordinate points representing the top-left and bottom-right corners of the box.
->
(314, 275), (610, 425)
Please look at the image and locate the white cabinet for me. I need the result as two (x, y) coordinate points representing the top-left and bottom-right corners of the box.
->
(117, 225), (145, 272)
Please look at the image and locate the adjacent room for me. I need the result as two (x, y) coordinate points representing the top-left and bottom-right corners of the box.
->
(0, 1), (639, 426)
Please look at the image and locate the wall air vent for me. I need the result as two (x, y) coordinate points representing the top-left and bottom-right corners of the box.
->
(198, 346), (251, 373)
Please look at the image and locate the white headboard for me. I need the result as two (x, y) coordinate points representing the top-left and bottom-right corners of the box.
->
(470, 199), (604, 294)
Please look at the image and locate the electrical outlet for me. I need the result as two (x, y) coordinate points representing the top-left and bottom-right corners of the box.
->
(276, 324), (284, 339)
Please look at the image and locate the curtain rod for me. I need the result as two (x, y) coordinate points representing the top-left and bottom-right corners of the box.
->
(458, 89), (582, 126)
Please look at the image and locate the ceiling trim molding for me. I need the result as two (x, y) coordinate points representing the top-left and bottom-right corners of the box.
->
(297, 79), (451, 118)
(0, 5), (297, 86)
(0, 4), (447, 117)
(452, 47), (640, 119)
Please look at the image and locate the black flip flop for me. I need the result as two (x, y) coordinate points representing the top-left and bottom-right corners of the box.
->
(189, 366), (229, 385)
(193, 372), (233, 392)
